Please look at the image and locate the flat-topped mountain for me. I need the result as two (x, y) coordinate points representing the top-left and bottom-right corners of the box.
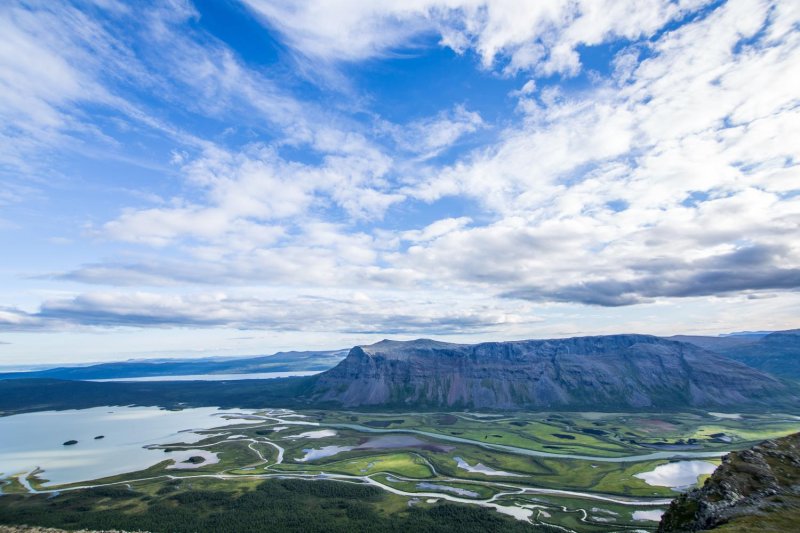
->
(309, 335), (796, 410)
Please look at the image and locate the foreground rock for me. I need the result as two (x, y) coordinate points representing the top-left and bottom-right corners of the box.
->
(658, 432), (800, 532)
(310, 335), (796, 410)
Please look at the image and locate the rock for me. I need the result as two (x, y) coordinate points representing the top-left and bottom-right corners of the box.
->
(94, 435), (104, 440)
(62, 440), (78, 446)
(309, 335), (797, 410)
(659, 432), (800, 531)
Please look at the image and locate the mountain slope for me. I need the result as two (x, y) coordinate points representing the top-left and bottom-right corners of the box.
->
(673, 330), (800, 381)
(717, 330), (800, 380)
(309, 335), (796, 410)
(666, 335), (765, 352)
(0, 350), (347, 381)
(659, 432), (800, 532)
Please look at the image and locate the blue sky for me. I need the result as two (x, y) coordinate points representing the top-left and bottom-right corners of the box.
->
(1, 0), (799, 365)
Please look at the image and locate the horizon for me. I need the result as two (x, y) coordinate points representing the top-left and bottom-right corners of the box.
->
(2, 0), (799, 365)
(1, 327), (789, 371)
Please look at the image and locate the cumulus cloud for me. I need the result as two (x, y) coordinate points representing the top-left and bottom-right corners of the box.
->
(0, 291), (533, 335)
(383, 105), (485, 160)
(242, 0), (709, 75)
(397, 0), (800, 306)
(3, 0), (799, 349)
(67, 1), (800, 314)
(100, 138), (402, 247)
(504, 245), (800, 306)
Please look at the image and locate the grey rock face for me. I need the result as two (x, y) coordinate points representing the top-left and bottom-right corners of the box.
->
(659, 432), (800, 532)
(310, 335), (794, 409)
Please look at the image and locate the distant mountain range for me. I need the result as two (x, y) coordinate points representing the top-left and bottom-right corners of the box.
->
(4, 330), (798, 386)
(671, 329), (800, 380)
(1, 333), (798, 414)
(309, 335), (796, 410)
(0, 350), (348, 381)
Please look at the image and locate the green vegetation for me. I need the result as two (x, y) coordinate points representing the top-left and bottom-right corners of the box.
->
(659, 431), (800, 532)
(0, 478), (549, 533)
(3, 408), (799, 532)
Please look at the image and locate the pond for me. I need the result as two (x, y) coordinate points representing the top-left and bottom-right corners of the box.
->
(633, 509), (665, 521)
(285, 429), (337, 439)
(298, 445), (355, 462)
(416, 482), (479, 498)
(454, 456), (524, 477)
(0, 406), (259, 487)
(634, 460), (716, 490)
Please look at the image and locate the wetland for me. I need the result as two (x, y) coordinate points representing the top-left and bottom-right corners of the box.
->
(1, 407), (798, 532)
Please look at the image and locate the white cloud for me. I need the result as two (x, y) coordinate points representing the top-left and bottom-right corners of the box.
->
(383, 105), (484, 159)
(242, 0), (711, 75)
(3, 0), (800, 358)
(0, 289), (536, 335)
(68, 1), (800, 311)
(397, 0), (800, 305)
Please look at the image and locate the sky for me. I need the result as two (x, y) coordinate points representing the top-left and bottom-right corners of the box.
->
(0, 0), (799, 366)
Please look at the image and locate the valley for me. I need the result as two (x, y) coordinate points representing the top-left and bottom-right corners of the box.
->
(2, 407), (798, 532)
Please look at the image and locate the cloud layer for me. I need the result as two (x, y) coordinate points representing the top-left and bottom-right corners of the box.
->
(1, 0), (799, 360)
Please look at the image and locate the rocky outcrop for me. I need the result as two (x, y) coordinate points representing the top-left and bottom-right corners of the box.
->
(659, 432), (800, 532)
(309, 335), (796, 410)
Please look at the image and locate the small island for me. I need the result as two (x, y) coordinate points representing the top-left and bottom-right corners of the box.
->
(183, 456), (206, 465)
(62, 440), (78, 446)
(94, 435), (105, 440)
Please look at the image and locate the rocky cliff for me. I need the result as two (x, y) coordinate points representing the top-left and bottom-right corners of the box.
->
(659, 432), (800, 532)
(309, 335), (795, 410)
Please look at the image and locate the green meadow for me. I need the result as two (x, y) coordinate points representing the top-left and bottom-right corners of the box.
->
(1, 409), (797, 532)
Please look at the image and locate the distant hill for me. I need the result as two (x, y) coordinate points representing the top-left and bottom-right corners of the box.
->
(672, 330), (800, 380)
(309, 335), (797, 410)
(659, 432), (800, 532)
(2, 334), (798, 415)
(0, 350), (348, 381)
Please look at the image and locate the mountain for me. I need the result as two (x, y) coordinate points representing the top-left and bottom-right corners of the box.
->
(0, 350), (348, 381)
(659, 432), (800, 532)
(309, 335), (796, 410)
(673, 330), (800, 381)
(666, 334), (764, 352)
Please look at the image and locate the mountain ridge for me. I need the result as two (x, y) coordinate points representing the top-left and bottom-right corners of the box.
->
(674, 330), (800, 380)
(0, 350), (348, 381)
(309, 334), (796, 410)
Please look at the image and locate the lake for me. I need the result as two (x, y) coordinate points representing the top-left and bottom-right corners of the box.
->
(0, 406), (260, 487)
(91, 371), (322, 382)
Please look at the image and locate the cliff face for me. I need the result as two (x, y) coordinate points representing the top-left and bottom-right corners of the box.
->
(309, 335), (794, 410)
(659, 432), (800, 532)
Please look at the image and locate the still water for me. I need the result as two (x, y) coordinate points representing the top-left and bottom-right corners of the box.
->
(92, 371), (322, 382)
(0, 406), (259, 486)
(635, 460), (716, 490)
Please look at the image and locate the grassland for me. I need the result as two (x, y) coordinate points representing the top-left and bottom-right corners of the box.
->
(1, 408), (798, 532)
